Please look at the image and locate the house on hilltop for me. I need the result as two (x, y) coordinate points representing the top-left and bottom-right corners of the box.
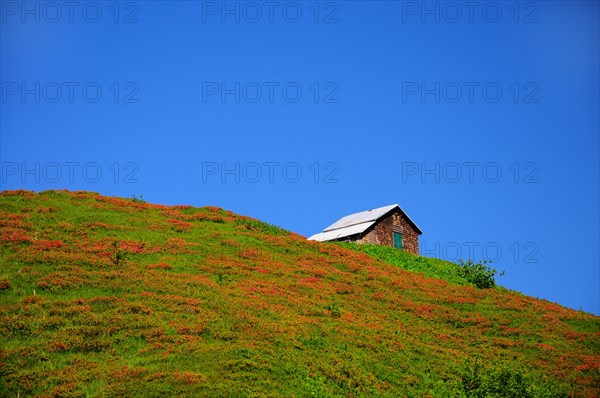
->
(307, 204), (422, 255)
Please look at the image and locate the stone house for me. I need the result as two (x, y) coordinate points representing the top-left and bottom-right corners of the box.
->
(308, 204), (422, 255)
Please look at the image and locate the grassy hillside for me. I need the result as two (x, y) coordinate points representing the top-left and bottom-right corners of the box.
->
(0, 190), (598, 397)
(338, 243), (476, 286)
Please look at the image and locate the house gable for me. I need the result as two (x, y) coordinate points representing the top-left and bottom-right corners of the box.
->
(359, 208), (420, 255)
(308, 204), (422, 255)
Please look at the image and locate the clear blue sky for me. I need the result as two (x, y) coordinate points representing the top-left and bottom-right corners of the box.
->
(1, 1), (598, 314)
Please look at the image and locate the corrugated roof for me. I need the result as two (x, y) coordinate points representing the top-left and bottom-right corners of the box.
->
(323, 204), (398, 232)
(308, 221), (376, 242)
(308, 203), (423, 242)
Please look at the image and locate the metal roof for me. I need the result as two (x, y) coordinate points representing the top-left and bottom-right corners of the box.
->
(308, 221), (376, 242)
(323, 204), (399, 232)
(307, 203), (423, 242)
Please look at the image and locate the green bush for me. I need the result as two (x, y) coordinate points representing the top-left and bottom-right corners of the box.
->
(462, 357), (531, 397)
(461, 357), (569, 398)
(456, 259), (502, 289)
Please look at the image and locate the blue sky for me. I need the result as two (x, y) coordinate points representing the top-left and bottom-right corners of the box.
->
(1, 1), (598, 314)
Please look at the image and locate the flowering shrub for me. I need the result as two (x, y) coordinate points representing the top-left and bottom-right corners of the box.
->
(167, 219), (193, 232)
(1, 229), (32, 244)
(173, 371), (206, 384)
(118, 240), (147, 254)
(32, 240), (65, 250)
(147, 262), (173, 270)
(190, 212), (226, 223)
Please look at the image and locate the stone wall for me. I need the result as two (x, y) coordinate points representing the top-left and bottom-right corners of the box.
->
(357, 209), (420, 255)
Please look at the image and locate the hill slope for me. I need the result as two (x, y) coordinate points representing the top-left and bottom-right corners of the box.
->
(0, 190), (598, 397)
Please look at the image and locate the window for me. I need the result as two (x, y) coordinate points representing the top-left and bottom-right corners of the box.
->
(393, 232), (403, 249)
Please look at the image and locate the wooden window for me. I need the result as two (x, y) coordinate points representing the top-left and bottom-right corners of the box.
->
(393, 232), (403, 249)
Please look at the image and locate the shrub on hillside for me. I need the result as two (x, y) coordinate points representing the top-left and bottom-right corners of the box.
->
(461, 357), (569, 398)
(456, 259), (502, 289)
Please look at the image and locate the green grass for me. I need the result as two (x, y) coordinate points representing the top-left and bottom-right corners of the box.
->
(337, 242), (473, 286)
(0, 190), (598, 397)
